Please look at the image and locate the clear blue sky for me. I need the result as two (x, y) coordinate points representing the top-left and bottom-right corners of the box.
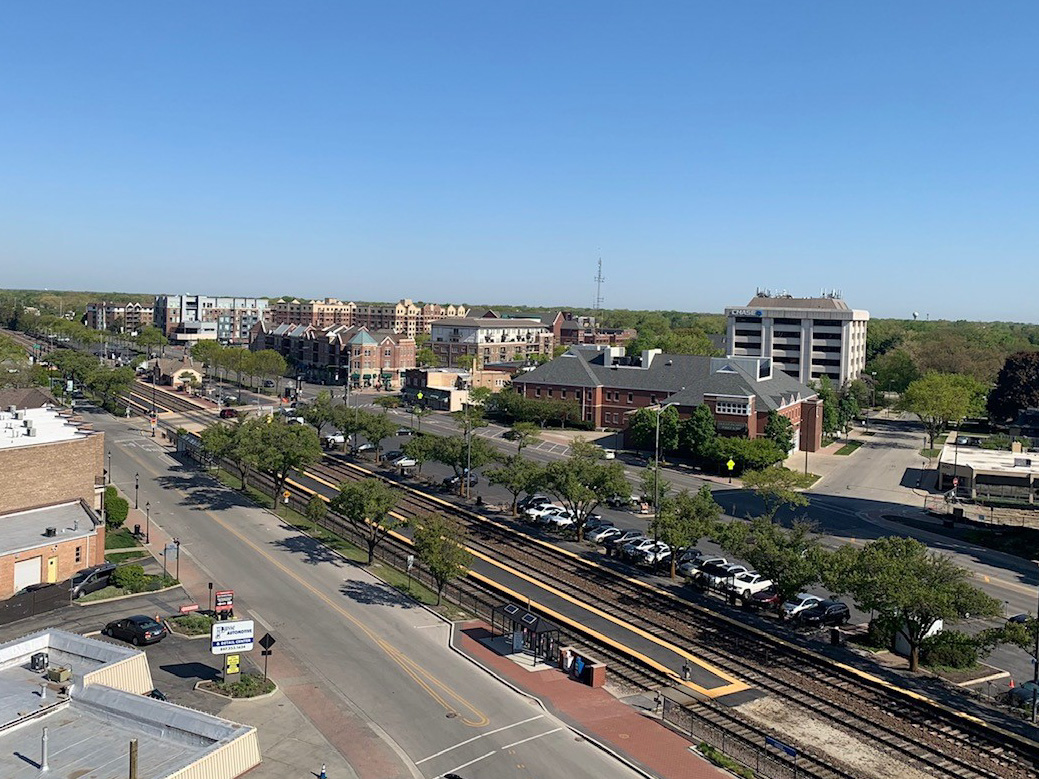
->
(2, 3), (1037, 321)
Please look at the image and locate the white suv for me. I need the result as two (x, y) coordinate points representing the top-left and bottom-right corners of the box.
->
(725, 572), (774, 599)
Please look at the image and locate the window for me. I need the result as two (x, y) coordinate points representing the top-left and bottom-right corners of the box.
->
(75, 546), (82, 563)
(715, 400), (749, 416)
(561, 389), (567, 398)
(650, 395), (657, 404)
(547, 389), (553, 397)
(627, 393), (633, 404)
(535, 388), (542, 397)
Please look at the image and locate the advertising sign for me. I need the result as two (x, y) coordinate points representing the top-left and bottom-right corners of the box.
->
(211, 620), (255, 655)
(215, 589), (234, 613)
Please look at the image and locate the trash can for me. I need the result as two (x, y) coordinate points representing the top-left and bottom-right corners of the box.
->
(134, 524), (141, 536)
(830, 628), (846, 647)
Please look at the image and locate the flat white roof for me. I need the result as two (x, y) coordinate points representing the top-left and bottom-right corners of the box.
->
(0, 406), (88, 450)
(0, 502), (98, 556)
(939, 444), (1039, 477)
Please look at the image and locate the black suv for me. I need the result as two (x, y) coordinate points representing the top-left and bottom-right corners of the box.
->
(798, 600), (851, 627)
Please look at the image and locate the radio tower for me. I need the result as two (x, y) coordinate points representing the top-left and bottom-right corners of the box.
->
(592, 257), (605, 339)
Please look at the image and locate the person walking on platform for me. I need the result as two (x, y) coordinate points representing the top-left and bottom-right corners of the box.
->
(681, 660), (692, 682)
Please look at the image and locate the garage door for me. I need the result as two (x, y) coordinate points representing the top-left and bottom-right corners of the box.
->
(14, 557), (42, 592)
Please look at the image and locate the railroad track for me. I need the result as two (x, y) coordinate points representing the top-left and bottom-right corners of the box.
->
(297, 454), (1038, 779)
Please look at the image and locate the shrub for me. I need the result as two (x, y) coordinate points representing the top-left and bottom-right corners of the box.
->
(169, 613), (215, 636)
(104, 486), (129, 529)
(111, 564), (147, 592)
(920, 630), (982, 670)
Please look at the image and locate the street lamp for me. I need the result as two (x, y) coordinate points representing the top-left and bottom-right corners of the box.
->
(145, 501), (151, 544)
(106, 450), (112, 485)
(134, 472), (139, 510)
(653, 401), (680, 538)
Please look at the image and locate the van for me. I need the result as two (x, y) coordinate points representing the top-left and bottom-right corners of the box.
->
(71, 563), (117, 599)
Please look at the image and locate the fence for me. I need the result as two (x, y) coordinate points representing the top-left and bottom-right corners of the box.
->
(663, 696), (803, 779)
(0, 583), (71, 627)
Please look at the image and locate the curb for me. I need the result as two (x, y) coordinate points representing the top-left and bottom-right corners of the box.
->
(193, 679), (280, 702)
(74, 583), (183, 607)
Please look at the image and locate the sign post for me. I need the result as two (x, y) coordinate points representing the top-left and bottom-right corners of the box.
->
(215, 589), (234, 619)
(258, 632), (276, 683)
(726, 458), (736, 484)
(406, 554), (415, 592)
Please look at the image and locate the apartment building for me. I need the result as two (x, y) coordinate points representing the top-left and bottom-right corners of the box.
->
(154, 295), (268, 345)
(84, 301), (154, 333)
(429, 314), (554, 369)
(725, 292), (869, 386)
(251, 322), (416, 389)
(513, 346), (823, 452)
(269, 298), (468, 337)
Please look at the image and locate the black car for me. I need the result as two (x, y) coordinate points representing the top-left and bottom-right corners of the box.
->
(502, 429), (522, 441)
(798, 600), (851, 627)
(103, 615), (168, 646)
(71, 563), (117, 599)
(442, 473), (479, 490)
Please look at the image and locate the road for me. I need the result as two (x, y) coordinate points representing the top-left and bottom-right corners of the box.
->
(94, 411), (650, 779)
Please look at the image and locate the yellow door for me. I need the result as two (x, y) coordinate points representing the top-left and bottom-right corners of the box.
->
(46, 557), (58, 583)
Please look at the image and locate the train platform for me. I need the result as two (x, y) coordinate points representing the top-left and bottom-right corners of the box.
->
(452, 620), (725, 779)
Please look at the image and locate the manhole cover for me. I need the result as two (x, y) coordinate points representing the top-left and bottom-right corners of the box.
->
(446, 712), (458, 719)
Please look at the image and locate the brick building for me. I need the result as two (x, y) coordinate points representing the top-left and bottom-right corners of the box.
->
(84, 301), (154, 333)
(251, 322), (416, 389)
(429, 314), (554, 369)
(269, 298), (468, 337)
(0, 406), (106, 599)
(512, 346), (822, 452)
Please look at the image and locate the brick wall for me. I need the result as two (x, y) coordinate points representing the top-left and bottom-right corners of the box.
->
(0, 434), (104, 515)
(0, 517), (105, 599)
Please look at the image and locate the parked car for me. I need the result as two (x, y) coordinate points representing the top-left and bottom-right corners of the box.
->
(699, 562), (748, 589)
(588, 526), (623, 544)
(606, 494), (639, 510)
(442, 473), (479, 490)
(396, 427), (415, 436)
(619, 537), (654, 561)
(640, 541), (672, 566)
(725, 572), (774, 600)
(782, 593), (823, 621)
(603, 529), (644, 552)
(749, 588), (783, 611)
(600, 448), (616, 460)
(392, 456), (417, 469)
(383, 450), (404, 462)
(322, 433), (345, 448)
(502, 429), (522, 441)
(797, 600), (851, 628)
(544, 510), (577, 529)
(352, 442), (376, 455)
(519, 494), (552, 511)
(219, 408), (238, 419)
(681, 555), (725, 580)
(584, 516), (614, 533)
(71, 563), (117, 599)
(262, 379), (276, 387)
(525, 503), (565, 520)
(103, 615), (168, 646)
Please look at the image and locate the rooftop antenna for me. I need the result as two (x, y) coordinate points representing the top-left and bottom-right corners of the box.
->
(592, 256), (605, 338)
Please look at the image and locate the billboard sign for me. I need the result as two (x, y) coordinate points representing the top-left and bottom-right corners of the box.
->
(211, 619), (255, 655)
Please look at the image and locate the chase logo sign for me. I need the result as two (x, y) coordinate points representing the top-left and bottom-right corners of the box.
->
(730, 309), (763, 317)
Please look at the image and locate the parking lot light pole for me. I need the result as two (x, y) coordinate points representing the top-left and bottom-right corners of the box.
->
(653, 401), (680, 540)
(107, 450), (111, 485)
(145, 501), (151, 544)
(134, 472), (139, 509)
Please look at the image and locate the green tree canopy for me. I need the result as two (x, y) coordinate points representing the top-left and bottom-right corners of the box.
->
(651, 486), (722, 578)
(246, 417), (323, 508)
(412, 513), (473, 604)
(299, 391), (336, 434)
(542, 439), (630, 540)
(486, 455), (547, 515)
(358, 409), (398, 460)
(679, 404), (718, 461)
(764, 410), (794, 453)
(332, 478), (402, 564)
(827, 537), (1001, 671)
(900, 373), (987, 449)
(987, 351), (1039, 423)
(717, 518), (824, 605)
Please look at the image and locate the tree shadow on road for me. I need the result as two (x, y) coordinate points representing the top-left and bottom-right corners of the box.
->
(339, 578), (417, 608)
(269, 534), (345, 568)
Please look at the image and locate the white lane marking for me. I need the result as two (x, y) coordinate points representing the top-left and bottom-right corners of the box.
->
(436, 751), (496, 777)
(501, 727), (563, 750)
(414, 623), (443, 629)
(250, 611), (273, 631)
(416, 715), (544, 764)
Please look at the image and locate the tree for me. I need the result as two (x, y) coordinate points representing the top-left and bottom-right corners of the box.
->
(651, 486), (721, 579)
(815, 376), (839, 436)
(431, 434), (499, 494)
(402, 433), (438, 472)
(373, 396), (401, 411)
(358, 409), (398, 461)
(412, 513), (472, 604)
(741, 467), (810, 519)
(542, 439), (630, 540)
(718, 518), (824, 606)
(85, 366), (136, 411)
(332, 403), (364, 449)
(869, 348), (920, 393)
(715, 437), (786, 473)
(486, 455), (546, 515)
(764, 410), (794, 453)
(837, 390), (859, 436)
(829, 537), (1001, 671)
(332, 478), (402, 564)
(220, 347), (251, 400)
(626, 406), (679, 453)
(251, 349), (287, 393)
(411, 404), (432, 433)
(900, 373), (987, 449)
(508, 422), (541, 453)
(135, 326), (168, 356)
(300, 391), (336, 435)
(305, 493), (328, 524)
(247, 418), (323, 509)
(457, 354), (475, 371)
(190, 340), (224, 370)
(200, 418), (258, 489)
(987, 351), (1039, 423)
(679, 404), (718, 461)
(415, 347), (440, 368)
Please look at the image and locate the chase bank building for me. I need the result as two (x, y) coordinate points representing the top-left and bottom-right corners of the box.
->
(725, 292), (869, 387)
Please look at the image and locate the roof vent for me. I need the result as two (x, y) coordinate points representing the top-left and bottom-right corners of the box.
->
(26, 428), (37, 437)
(44, 527), (57, 537)
(665, 360), (673, 366)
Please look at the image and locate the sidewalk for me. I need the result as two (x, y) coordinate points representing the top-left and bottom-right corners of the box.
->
(452, 621), (724, 779)
(123, 464), (374, 779)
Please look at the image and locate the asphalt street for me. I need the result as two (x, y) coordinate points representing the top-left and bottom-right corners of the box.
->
(94, 410), (647, 779)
